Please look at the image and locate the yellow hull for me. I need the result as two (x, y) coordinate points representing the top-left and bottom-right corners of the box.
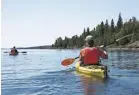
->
(75, 62), (107, 78)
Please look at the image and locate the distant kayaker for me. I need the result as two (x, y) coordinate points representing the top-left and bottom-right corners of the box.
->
(79, 35), (108, 66)
(11, 46), (19, 54)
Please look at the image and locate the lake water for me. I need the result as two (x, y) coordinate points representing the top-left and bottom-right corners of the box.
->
(1, 49), (139, 95)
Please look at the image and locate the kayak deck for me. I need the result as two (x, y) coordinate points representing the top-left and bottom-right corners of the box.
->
(75, 62), (107, 78)
(9, 53), (19, 56)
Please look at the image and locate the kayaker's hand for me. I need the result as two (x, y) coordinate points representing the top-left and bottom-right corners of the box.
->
(100, 45), (107, 51)
(96, 46), (100, 49)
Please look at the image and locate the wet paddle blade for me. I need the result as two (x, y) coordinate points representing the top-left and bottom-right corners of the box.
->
(61, 58), (75, 66)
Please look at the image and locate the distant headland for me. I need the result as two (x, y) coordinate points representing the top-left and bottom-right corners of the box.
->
(16, 40), (139, 50)
(17, 45), (53, 49)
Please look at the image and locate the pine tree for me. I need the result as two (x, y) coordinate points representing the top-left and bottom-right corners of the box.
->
(110, 19), (115, 43)
(100, 21), (105, 35)
(105, 19), (109, 33)
(104, 19), (109, 44)
(111, 19), (115, 33)
(53, 15), (139, 48)
(86, 27), (90, 36)
(117, 13), (123, 31)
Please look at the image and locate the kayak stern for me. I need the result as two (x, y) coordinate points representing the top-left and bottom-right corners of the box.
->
(75, 62), (107, 78)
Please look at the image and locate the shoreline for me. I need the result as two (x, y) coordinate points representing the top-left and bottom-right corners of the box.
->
(2, 47), (139, 51)
(17, 47), (139, 51)
(108, 47), (139, 51)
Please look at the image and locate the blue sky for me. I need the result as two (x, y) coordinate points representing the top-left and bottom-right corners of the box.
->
(1, 0), (139, 48)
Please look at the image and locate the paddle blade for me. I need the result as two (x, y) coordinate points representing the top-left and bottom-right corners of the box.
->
(61, 58), (75, 66)
(3, 52), (9, 53)
(21, 51), (27, 53)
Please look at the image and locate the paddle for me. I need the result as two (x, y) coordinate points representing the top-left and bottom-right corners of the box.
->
(61, 34), (134, 66)
(61, 57), (79, 66)
(3, 51), (27, 54)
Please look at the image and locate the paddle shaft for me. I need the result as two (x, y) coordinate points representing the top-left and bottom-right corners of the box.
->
(3, 51), (27, 53)
(61, 33), (134, 66)
(106, 33), (134, 46)
(75, 57), (79, 59)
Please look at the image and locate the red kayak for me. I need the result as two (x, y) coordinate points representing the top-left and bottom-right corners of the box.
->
(9, 52), (19, 56)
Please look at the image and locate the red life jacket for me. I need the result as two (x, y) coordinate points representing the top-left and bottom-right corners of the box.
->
(80, 47), (108, 65)
(11, 49), (16, 54)
(83, 47), (100, 64)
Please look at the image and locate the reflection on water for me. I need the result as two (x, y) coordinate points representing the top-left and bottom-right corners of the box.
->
(78, 74), (105, 95)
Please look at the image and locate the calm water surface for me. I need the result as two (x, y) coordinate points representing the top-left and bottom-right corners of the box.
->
(1, 49), (139, 95)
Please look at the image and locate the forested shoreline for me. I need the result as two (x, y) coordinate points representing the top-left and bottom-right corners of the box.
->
(52, 13), (139, 49)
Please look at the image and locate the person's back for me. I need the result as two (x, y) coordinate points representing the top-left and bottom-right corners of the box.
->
(79, 35), (108, 65)
(11, 46), (18, 54)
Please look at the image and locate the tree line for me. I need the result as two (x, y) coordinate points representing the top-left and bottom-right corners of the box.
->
(52, 13), (139, 49)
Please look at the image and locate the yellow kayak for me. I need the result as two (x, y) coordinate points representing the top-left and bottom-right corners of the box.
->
(75, 62), (107, 78)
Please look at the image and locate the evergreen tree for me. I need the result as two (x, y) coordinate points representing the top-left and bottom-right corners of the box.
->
(110, 19), (115, 33)
(63, 36), (69, 48)
(105, 19), (109, 33)
(117, 13), (123, 30)
(86, 27), (90, 35)
(100, 21), (105, 35)
(53, 15), (139, 48)
(83, 28), (86, 39)
(104, 19), (109, 44)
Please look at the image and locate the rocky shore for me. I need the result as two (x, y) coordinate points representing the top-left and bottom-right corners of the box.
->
(108, 41), (139, 51)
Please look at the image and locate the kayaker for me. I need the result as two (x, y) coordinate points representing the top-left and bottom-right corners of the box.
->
(79, 35), (108, 66)
(11, 46), (19, 54)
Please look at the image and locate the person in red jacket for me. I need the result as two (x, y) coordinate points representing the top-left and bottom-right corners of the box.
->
(79, 35), (108, 66)
(11, 46), (18, 55)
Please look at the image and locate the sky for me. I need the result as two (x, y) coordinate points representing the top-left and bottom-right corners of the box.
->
(1, 0), (139, 48)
